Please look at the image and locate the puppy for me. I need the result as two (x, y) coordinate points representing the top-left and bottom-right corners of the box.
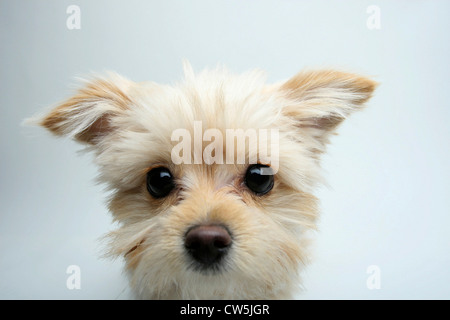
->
(34, 62), (376, 299)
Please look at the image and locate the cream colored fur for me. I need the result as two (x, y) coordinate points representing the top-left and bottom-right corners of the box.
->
(33, 62), (376, 299)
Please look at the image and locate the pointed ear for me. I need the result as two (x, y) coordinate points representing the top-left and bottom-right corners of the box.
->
(280, 69), (377, 144)
(38, 73), (134, 145)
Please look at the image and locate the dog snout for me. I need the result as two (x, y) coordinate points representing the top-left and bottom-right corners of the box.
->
(184, 224), (232, 268)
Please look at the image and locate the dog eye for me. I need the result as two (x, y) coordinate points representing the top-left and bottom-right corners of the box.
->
(244, 164), (274, 195)
(146, 167), (175, 198)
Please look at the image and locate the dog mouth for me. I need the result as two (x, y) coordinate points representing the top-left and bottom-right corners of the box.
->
(184, 224), (233, 274)
(187, 256), (229, 275)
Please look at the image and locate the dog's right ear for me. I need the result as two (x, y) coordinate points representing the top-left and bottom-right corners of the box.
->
(37, 73), (135, 145)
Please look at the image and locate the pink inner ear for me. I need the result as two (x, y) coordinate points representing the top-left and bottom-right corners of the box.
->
(76, 114), (113, 144)
(297, 115), (345, 131)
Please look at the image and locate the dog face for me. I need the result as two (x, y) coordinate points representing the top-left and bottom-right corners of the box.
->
(37, 63), (376, 299)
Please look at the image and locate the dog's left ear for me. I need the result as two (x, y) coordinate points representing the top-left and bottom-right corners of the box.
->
(279, 69), (377, 145)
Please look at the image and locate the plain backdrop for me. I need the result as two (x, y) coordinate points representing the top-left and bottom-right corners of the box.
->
(1, 0), (449, 299)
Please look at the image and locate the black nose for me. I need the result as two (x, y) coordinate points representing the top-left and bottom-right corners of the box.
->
(184, 225), (232, 267)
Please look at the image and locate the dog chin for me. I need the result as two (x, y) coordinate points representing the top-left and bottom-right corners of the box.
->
(130, 268), (298, 300)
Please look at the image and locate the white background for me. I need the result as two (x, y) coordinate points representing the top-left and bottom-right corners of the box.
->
(1, 0), (449, 299)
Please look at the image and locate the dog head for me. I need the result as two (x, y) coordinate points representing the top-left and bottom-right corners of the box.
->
(37, 63), (376, 299)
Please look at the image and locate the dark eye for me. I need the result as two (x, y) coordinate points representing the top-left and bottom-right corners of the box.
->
(146, 167), (175, 198)
(244, 164), (274, 195)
